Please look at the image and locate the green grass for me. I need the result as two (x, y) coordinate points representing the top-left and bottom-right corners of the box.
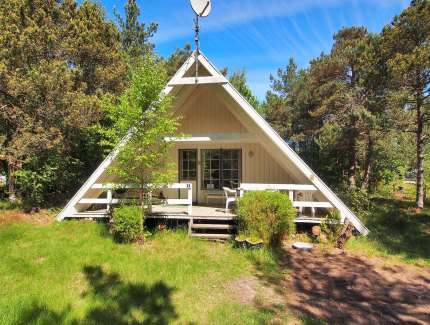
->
(1, 186), (428, 324)
(0, 220), (292, 324)
(346, 193), (430, 267)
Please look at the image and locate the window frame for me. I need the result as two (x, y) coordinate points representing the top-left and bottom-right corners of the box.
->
(201, 149), (242, 190)
(178, 149), (197, 181)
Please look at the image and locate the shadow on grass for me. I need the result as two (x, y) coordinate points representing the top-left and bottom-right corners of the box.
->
(365, 197), (430, 261)
(17, 265), (177, 325)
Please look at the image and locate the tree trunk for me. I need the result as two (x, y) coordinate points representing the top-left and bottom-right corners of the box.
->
(348, 136), (357, 189)
(362, 135), (373, 191)
(6, 161), (17, 201)
(416, 100), (425, 209)
(336, 221), (354, 250)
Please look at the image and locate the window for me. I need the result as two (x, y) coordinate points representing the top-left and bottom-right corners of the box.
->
(179, 150), (197, 180)
(202, 149), (241, 190)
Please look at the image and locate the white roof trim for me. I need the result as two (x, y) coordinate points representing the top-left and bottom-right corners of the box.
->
(57, 51), (369, 235)
(168, 76), (227, 86)
(199, 53), (368, 235)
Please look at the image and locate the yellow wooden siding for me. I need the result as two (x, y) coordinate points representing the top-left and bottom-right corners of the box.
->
(172, 142), (293, 202)
(177, 86), (248, 134)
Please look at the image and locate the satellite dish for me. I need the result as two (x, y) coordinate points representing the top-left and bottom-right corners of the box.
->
(190, 0), (212, 17)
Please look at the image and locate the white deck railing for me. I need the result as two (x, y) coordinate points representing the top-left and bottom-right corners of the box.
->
(239, 183), (333, 218)
(79, 183), (193, 215)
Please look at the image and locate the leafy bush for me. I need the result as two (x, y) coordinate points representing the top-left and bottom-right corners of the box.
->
(14, 169), (46, 209)
(338, 187), (372, 221)
(0, 199), (22, 210)
(320, 210), (343, 244)
(111, 206), (143, 243)
(237, 191), (296, 247)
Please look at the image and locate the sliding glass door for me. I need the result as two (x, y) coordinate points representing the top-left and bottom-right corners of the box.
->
(202, 149), (241, 190)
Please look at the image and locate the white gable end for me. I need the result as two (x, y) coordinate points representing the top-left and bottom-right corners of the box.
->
(57, 51), (369, 236)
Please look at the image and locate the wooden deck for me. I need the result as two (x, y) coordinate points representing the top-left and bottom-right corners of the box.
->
(148, 205), (323, 223)
(148, 204), (236, 220)
(72, 205), (324, 224)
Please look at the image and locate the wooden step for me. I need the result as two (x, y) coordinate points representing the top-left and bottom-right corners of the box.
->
(190, 233), (233, 240)
(192, 216), (236, 221)
(72, 211), (108, 218)
(191, 223), (235, 230)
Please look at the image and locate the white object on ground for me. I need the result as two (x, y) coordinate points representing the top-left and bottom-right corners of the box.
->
(292, 242), (314, 250)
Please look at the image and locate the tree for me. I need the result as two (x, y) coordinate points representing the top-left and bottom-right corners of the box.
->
(0, 0), (126, 203)
(382, 0), (430, 208)
(263, 29), (400, 191)
(263, 58), (301, 140)
(104, 56), (180, 214)
(229, 69), (261, 113)
(165, 44), (193, 78)
(115, 0), (158, 59)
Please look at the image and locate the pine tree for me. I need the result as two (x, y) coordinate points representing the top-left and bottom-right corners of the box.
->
(229, 69), (260, 112)
(165, 44), (193, 78)
(115, 0), (158, 58)
(382, 0), (430, 208)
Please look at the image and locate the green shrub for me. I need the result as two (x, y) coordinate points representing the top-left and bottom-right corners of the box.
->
(237, 191), (296, 247)
(0, 199), (22, 210)
(111, 205), (143, 243)
(320, 210), (343, 244)
(338, 187), (372, 221)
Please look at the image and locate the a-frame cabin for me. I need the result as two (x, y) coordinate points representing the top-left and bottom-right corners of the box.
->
(57, 51), (369, 236)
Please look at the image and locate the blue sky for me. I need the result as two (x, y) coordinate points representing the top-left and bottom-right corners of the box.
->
(101, 0), (410, 99)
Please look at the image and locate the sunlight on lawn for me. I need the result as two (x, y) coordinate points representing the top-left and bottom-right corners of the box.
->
(0, 220), (292, 324)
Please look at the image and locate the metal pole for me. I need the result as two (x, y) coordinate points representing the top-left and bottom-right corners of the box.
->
(194, 13), (199, 83)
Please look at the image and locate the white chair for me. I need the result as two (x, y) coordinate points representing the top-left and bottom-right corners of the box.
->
(223, 187), (237, 211)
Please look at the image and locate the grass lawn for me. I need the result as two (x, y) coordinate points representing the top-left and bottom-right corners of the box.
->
(346, 186), (430, 267)
(0, 215), (297, 325)
(1, 187), (429, 324)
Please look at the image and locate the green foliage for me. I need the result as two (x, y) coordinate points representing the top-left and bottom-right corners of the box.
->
(0, 222), (287, 324)
(165, 44), (192, 78)
(0, 0), (126, 202)
(381, 0), (430, 208)
(228, 69), (261, 113)
(0, 199), (22, 210)
(14, 170), (46, 209)
(102, 55), (179, 209)
(320, 210), (343, 244)
(346, 195), (430, 267)
(114, 0), (158, 59)
(338, 187), (372, 220)
(14, 156), (84, 208)
(237, 191), (296, 247)
(263, 3), (429, 202)
(111, 205), (143, 243)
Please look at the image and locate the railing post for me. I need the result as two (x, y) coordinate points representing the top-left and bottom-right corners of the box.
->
(107, 190), (112, 213)
(187, 183), (192, 215)
(148, 191), (153, 214)
(288, 190), (294, 202)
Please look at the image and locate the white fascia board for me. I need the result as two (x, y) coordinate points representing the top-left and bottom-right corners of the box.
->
(56, 133), (132, 220)
(56, 60), (186, 220)
(166, 132), (257, 143)
(214, 74), (369, 235)
(197, 53), (368, 235)
(168, 76), (227, 86)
